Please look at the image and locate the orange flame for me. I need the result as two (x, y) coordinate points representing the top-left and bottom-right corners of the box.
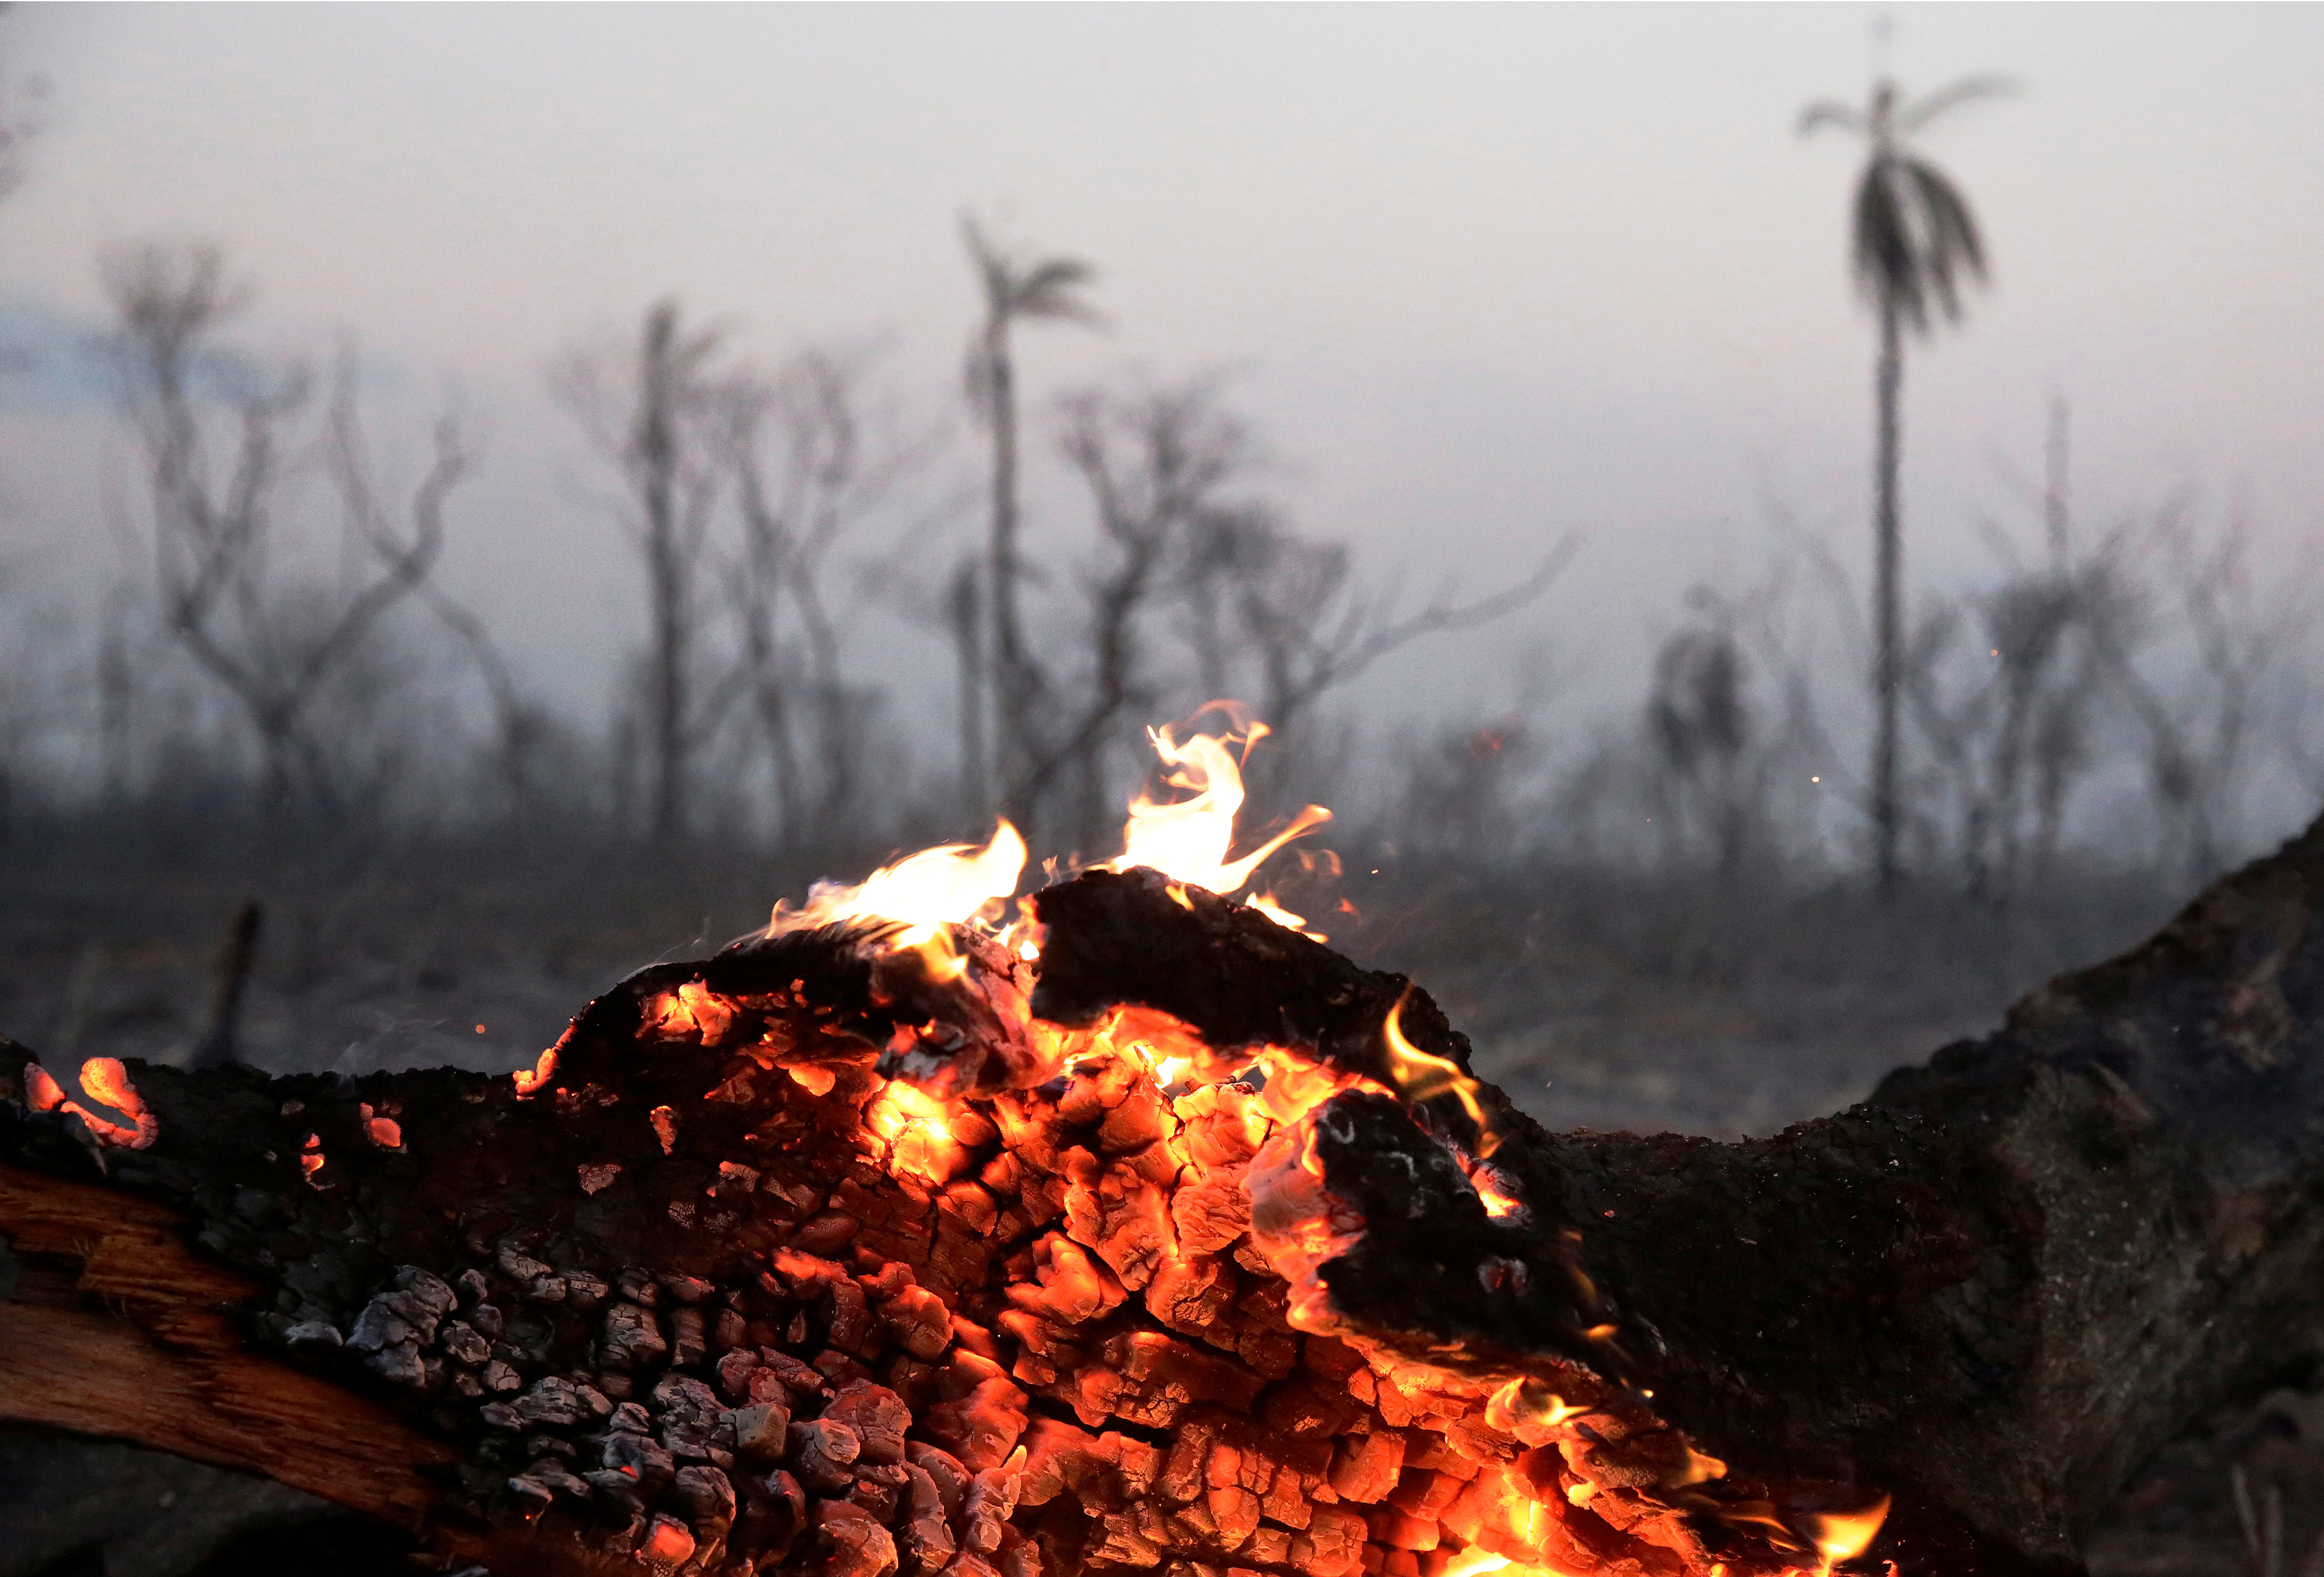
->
(866, 1079), (971, 1184)
(1381, 988), (1497, 1153)
(1107, 719), (1329, 905)
(772, 820), (1026, 953)
(1806, 1497), (1891, 1571)
(1485, 1376), (1587, 1438)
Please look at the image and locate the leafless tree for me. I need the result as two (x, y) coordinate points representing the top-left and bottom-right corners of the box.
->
(1647, 622), (1755, 878)
(0, 28), (45, 205)
(2097, 506), (2316, 881)
(723, 346), (919, 847)
(1016, 380), (1257, 844)
(946, 556), (987, 820)
(1177, 508), (1580, 759)
(103, 242), (471, 816)
(322, 381), (562, 826)
(551, 300), (735, 843)
(1893, 408), (2131, 901)
(960, 215), (1100, 814)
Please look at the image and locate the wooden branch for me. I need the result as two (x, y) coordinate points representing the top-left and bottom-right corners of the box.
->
(0, 1157), (459, 1531)
(2, 815), (2322, 1577)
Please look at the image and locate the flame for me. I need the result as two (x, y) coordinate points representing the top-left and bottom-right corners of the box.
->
(1381, 988), (1497, 1153)
(1806, 1497), (1891, 1571)
(544, 702), (1887, 1577)
(1486, 1375), (1587, 1436)
(1468, 1157), (1525, 1218)
(1107, 721), (1329, 902)
(772, 820), (1026, 955)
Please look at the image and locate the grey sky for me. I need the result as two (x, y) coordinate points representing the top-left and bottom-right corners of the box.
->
(3, 2), (2321, 734)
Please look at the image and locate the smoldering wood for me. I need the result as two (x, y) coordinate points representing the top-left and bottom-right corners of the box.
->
(1, 815), (2321, 1577)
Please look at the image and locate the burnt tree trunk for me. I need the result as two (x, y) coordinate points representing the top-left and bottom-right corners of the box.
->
(5, 813), (2324, 1577)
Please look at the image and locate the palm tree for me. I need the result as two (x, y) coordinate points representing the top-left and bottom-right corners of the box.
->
(960, 216), (1100, 815)
(1801, 71), (2011, 893)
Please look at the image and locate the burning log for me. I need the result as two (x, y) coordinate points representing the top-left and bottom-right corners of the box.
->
(6, 802), (2324, 1577)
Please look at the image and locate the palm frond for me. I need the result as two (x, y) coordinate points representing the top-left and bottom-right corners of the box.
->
(1907, 159), (1987, 276)
(1905, 157), (1987, 321)
(1852, 159), (1929, 332)
(1797, 99), (1867, 138)
(1013, 257), (1100, 323)
(1899, 73), (2018, 135)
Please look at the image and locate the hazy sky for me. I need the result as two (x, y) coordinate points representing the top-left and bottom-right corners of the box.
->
(3, 3), (2321, 734)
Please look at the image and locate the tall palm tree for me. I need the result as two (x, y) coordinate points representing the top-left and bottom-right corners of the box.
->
(960, 216), (1100, 815)
(1801, 71), (2011, 893)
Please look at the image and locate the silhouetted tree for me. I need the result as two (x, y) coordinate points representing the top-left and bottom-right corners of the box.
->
(551, 300), (734, 843)
(1801, 69), (2011, 894)
(725, 346), (916, 847)
(103, 243), (471, 815)
(960, 216), (1099, 816)
(1035, 379), (1259, 844)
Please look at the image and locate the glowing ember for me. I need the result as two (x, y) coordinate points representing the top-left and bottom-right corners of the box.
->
(358, 1103), (404, 1149)
(24, 1056), (159, 1149)
(446, 704), (1891, 1577)
(512, 1039), (561, 1097)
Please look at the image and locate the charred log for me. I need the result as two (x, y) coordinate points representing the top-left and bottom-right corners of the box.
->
(2, 818), (2323, 1577)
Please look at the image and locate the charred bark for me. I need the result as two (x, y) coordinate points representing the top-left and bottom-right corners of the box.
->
(2, 816), (2322, 1577)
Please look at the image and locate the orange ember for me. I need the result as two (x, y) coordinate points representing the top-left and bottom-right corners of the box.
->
(482, 709), (1888, 1577)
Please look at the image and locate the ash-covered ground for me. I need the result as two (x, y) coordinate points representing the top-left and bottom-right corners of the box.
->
(0, 826), (2308, 1577)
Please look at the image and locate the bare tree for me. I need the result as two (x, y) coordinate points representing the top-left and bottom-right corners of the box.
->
(551, 300), (734, 843)
(1178, 510), (1580, 755)
(946, 556), (988, 820)
(1647, 623), (1754, 877)
(2097, 506), (2316, 881)
(724, 346), (918, 847)
(960, 216), (1100, 814)
(1017, 380), (1257, 843)
(103, 243), (471, 816)
(322, 386), (560, 826)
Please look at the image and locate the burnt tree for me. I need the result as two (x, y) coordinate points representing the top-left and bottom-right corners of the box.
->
(7, 813), (2324, 1577)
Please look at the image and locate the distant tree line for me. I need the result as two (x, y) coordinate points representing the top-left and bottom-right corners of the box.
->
(0, 206), (2314, 898)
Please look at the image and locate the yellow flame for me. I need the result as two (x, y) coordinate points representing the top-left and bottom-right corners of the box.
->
(1468, 1159), (1524, 1218)
(1249, 889), (1326, 941)
(1108, 721), (1329, 900)
(770, 820), (1027, 948)
(1486, 1376), (1587, 1436)
(1381, 988), (1497, 1152)
(1807, 1497), (1891, 1569)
